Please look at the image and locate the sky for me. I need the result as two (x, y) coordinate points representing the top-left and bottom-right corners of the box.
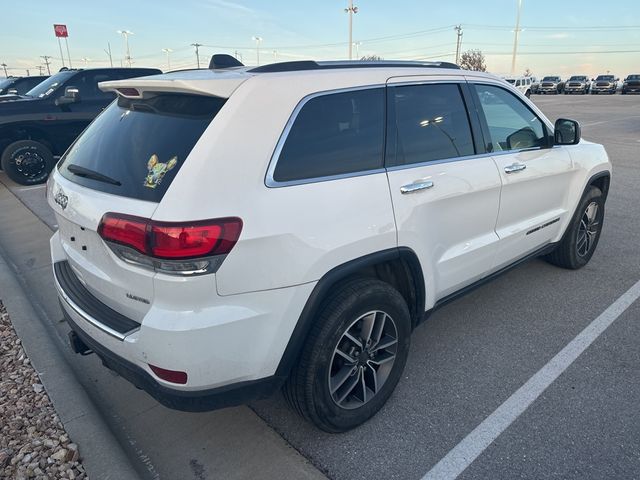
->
(1, 0), (639, 78)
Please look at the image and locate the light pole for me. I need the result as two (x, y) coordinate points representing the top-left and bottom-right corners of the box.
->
(191, 43), (203, 68)
(353, 41), (362, 59)
(344, 0), (359, 60)
(40, 55), (52, 75)
(162, 48), (173, 70)
(511, 0), (523, 74)
(454, 25), (463, 64)
(117, 30), (134, 67)
(273, 50), (278, 62)
(1, 63), (7, 77)
(252, 36), (263, 66)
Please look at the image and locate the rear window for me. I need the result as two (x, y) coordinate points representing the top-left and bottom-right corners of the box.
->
(59, 93), (225, 202)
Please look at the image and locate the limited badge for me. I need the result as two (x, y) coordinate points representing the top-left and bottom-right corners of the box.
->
(144, 154), (177, 189)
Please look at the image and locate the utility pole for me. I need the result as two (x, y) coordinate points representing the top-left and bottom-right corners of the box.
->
(344, 0), (359, 60)
(511, 0), (523, 74)
(40, 55), (52, 75)
(26, 69), (30, 77)
(117, 30), (134, 67)
(191, 43), (203, 68)
(81, 57), (90, 67)
(1, 63), (7, 77)
(162, 48), (173, 70)
(35, 65), (45, 75)
(252, 36), (262, 65)
(104, 42), (113, 67)
(454, 25), (463, 64)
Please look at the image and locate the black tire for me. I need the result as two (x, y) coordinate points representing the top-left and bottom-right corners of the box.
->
(283, 277), (411, 432)
(1, 140), (54, 185)
(546, 186), (605, 269)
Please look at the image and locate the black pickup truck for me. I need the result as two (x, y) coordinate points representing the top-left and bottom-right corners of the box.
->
(0, 67), (161, 185)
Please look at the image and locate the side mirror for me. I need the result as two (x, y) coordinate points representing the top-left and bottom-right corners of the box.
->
(616, 78), (620, 82)
(554, 118), (581, 145)
(7, 88), (18, 95)
(55, 86), (80, 106)
(591, 78), (595, 81)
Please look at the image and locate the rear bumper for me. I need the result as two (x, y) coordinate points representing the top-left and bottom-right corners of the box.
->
(62, 305), (285, 411)
(50, 230), (315, 407)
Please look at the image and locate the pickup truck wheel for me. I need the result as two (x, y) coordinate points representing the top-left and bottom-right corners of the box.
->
(283, 278), (411, 433)
(546, 186), (604, 269)
(1, 140), (54, 185)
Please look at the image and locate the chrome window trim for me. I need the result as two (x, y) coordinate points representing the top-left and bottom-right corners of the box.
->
(385, 146), (561, 173)
(265, 84), (385, 188)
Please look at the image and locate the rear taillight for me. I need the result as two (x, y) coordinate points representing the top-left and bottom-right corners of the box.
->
(98, 213), (242, 274)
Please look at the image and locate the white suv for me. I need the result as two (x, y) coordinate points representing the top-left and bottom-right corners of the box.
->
(48, 57), (611, 432)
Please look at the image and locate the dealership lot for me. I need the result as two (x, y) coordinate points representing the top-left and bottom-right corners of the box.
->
(1, 94), (639, 479)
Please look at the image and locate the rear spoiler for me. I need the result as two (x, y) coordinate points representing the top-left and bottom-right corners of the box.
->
(99, 73), (248, 99)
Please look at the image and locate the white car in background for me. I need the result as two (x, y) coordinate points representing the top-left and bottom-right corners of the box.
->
(502, 75), (533, 97)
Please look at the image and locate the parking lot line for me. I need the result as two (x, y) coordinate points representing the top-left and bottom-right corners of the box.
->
(422, 278), (640, 480)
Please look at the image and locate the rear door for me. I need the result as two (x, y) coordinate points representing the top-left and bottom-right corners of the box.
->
(469, 80), (575, 269)
(385, 77), (502, 305)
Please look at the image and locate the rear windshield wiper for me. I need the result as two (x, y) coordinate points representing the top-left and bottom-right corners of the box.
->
(66, 164), (122, 186)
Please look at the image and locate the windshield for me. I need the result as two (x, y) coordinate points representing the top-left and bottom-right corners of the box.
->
(25, 71), (75, 98)
(569, 76), (585, 81)
(542, 77), (558, 82)
(596, 75), (614, 81)
(59, 93), (226, 202)
(627, 75), (640, 80)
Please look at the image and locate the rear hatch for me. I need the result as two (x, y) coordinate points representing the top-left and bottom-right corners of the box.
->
(49, 84), (232, 322)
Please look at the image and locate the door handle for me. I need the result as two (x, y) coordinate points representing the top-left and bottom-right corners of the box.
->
(400, 180), (434, 194)
(504, 162), (527, 174)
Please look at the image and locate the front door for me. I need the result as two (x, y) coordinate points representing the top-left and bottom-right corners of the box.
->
(470, 81), (576, 269)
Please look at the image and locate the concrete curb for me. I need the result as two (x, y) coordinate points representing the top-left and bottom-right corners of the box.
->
(0, 233), (141, 480)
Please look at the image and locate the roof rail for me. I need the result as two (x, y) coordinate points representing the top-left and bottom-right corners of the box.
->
(248, 60), (460, 73)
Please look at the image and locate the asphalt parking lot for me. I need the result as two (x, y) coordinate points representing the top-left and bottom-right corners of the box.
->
(1, 94), (639, 480)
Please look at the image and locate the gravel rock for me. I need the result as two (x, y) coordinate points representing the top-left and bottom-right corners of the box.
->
(0, 302), (88, 479)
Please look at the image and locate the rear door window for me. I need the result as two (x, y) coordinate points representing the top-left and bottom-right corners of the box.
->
(59, 93), (225, 202)
(272, 88), (384, 183)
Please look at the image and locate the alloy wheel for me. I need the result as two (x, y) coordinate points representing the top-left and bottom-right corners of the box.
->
(328, 310), (398, 410)
(576, 201), (599, 257)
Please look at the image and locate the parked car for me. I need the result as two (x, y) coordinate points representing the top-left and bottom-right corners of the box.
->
(0, 67), (161, 185)
(502, 75), (533, 97)
(530, 76), (540, 94)
(0, 75), (49, 97)
(621, 74), (640, 94)
(48, 56), (611, 432)
(538, 76), (565, 94)
(591, 75), (618, 94)
(564, 75), (590, 94)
